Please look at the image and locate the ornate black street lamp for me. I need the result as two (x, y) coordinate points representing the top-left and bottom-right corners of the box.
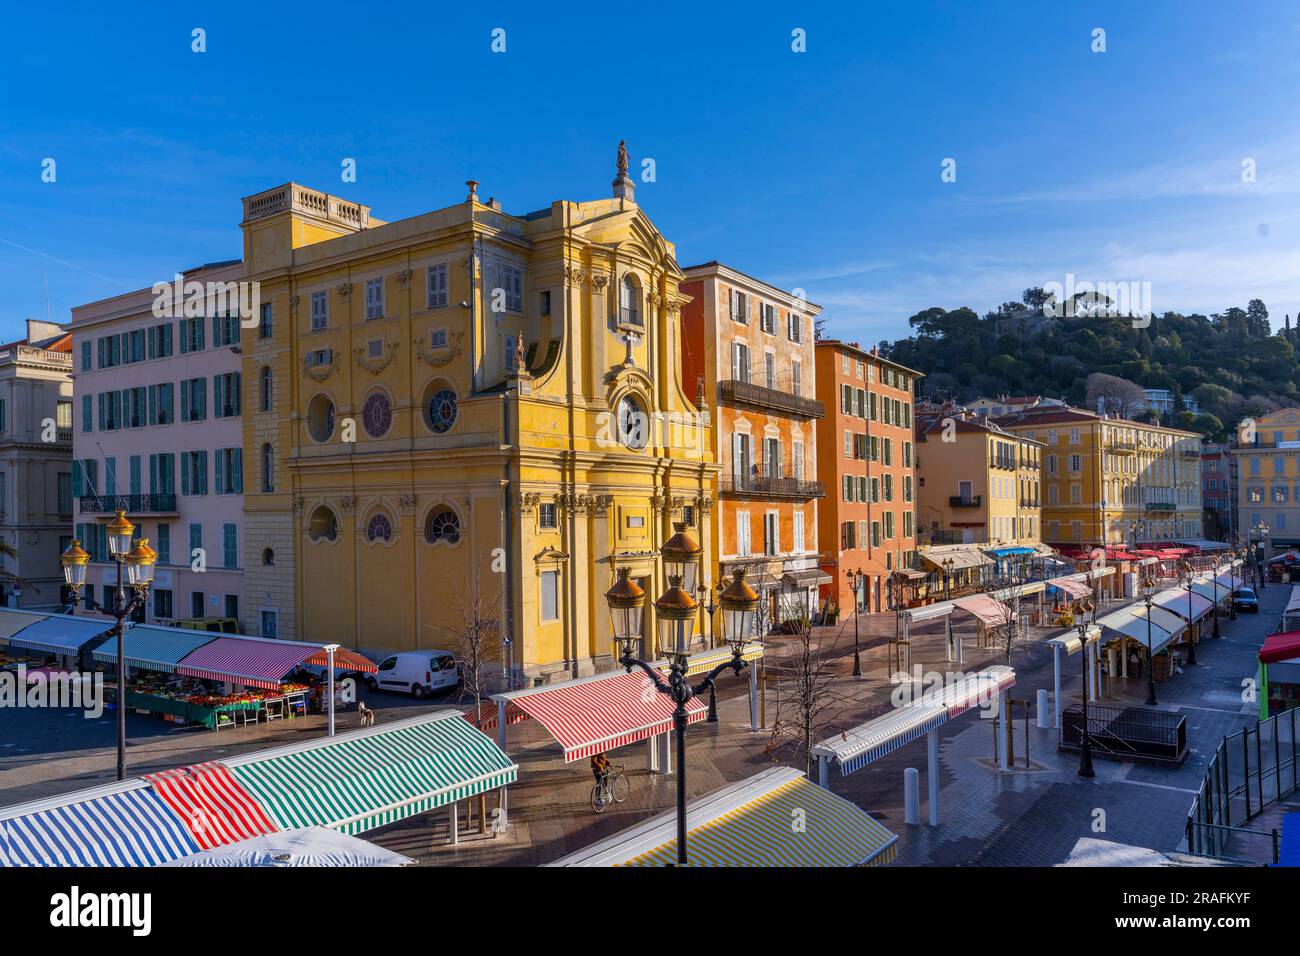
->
(604, 523), (758, 865)
(850, 567), (863, 677)
(1211, 552), (1222, 639)
(1228, 547), (1239, 620)
(1180, 564), (1198, 666)
(1140, 574), (1158, 706)
(1075, 599), (1095, 778)
(60, 511), (157, 782)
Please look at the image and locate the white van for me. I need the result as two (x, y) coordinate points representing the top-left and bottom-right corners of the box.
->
(366, 651), (460, 698)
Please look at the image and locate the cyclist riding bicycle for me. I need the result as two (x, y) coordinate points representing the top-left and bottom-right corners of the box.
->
(590, 751), (611, 789)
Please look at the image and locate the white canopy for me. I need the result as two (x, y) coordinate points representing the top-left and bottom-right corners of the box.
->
(161, 826), (415, 867)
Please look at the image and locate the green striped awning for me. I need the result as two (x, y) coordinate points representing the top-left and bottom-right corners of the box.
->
(224, 711), (518, 836)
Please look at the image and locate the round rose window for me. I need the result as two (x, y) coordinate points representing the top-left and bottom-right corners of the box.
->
(427, 388), (458, 434)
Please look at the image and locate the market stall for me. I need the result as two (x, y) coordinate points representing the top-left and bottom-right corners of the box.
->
(162, 827), (415, 867)
(549, 766), (897, 867)
(224, 710), (518, 838)
(811, 666), (1016, 826)
(0, 780), (200, 867)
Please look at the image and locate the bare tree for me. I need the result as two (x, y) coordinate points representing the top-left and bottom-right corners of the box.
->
(764, 613), (852, 776)
(448, 576), (502, 726)
(1085, 372), (1146, 420)
(986, 575), (1028, 666)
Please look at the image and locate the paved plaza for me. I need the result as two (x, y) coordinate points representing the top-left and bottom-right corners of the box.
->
(0, 578), (1281, 866)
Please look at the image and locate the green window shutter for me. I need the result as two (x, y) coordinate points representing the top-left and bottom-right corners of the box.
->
(72, 461), (83, 498)
(181, 454), (190, 496)
(199, 451), (209, 495)
(232, 448), (243, 493)
(214, 449), (225, 495)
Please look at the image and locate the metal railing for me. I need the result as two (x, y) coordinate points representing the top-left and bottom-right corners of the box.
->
(1185, 707), (1297, 862)
(1059, 703), (1187, 765)
(78, 493), (178, 514)
(949, 495), (981, 508)
(718, 379), (825, 420)
(718, 474), (825, 500)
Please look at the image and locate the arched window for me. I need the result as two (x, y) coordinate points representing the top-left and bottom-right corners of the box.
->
(362, 389), (393, 438)
(619, 275), (641, 327)
(261, 443), (275, 493)
(308, 506), (338, 542)
(366, 512), (393, 543)
(422, 381), (458, 434)
(262, 547), (275, 566)
(424, 507), (461, 545)
(260, 366), (273, 412)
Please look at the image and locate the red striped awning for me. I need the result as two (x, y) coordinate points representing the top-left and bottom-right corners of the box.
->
(490, 671), (708, 762)
(175, 637), (317, 690)
(144, 762), (279, 849)
(1048, 577), (1093, 600)
(953, 594), (1016, 628)
(303, 646), (378, 674)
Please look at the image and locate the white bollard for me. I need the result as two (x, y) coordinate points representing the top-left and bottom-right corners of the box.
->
(904, 768), (920, 824)
(1037, 688), (1050, 729)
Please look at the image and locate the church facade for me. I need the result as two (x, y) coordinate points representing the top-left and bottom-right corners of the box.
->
(240, 150), (716, 683)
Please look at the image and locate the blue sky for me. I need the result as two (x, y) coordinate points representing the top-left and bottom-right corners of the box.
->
(1, 1), (1298, 345)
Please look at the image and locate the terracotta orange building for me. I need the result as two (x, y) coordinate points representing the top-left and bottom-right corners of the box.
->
(680, 262), (827, 629)
(814, 341), (921, 614)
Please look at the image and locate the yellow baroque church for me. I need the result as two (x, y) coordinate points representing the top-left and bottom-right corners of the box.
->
(239, 149), (716, 684)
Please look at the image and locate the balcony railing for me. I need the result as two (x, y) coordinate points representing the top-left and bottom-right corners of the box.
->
(719, 474), (825, 500)
(79, 493), (178, 515)
(718, 379), (824, 420)
(1109, 441), (1137, 454)
(949, 495), (982, 508)
(1019, 498), (1041, 508)
(989, 457), (1016, 471)
(1144, 502), (1176, 513)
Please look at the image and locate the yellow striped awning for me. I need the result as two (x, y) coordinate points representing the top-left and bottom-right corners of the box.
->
(548, 767), (897, 867)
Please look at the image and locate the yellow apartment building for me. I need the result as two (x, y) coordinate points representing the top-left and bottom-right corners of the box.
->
(1233, 407), (1300, 552)
(995, 407), (1202, 553)
(914, 413), (1043, 567)
(240, 150), (715, 684)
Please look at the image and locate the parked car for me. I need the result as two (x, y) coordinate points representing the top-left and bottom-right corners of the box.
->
(365, 651), (460, 698)
(1231, 588), (1259, 613)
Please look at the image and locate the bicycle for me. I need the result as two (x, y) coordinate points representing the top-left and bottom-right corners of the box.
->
(589, 763), (629, 813)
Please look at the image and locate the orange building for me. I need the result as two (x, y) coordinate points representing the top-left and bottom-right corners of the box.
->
(814, 341), (921, 615)
(679, 262), (827, 628)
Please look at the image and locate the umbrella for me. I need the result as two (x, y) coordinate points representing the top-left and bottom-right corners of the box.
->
(162, 826), (416, 867)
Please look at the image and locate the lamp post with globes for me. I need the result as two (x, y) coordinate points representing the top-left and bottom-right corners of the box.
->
(1139, 573), (1158, 706)
(1210, 551), (1222, 639)
(603, 522), (759, 866)
(60, 511), (157, 782)
(1228, 547), (1239, 620)
(1075, 598), (1095, 778)
(1180, 564), (1199, 666)
(850, 567), (863, 677)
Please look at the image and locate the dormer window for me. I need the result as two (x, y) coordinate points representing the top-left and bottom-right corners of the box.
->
(620, 275), (642, 327)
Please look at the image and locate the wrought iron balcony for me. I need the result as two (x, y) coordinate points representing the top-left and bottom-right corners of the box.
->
(718, 379), (824, 420)
(718, 474), (825, 500)
(949, 495), (982, 508)
(78, 493), (178, 515)
(1144, 502), (1176, 513)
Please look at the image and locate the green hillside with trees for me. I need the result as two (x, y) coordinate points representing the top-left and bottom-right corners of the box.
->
(879, 291), (1298, 441)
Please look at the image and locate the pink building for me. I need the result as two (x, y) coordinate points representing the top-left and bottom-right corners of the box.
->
(70, 261), (246, 628)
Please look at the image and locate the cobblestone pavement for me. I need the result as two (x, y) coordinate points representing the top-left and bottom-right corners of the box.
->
(0, 581), (1280, 866)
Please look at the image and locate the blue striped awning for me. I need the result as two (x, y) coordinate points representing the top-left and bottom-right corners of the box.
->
(5, 614), (112, 657)
(987, 546), (1036, 557)
(92, 625), (218, 673)
(0, 785), (199, 867)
